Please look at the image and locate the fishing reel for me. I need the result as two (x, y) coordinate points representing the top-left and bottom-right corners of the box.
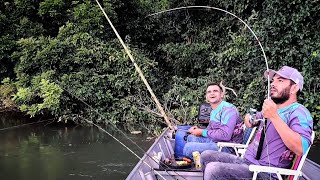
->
(248, 108), (265, 125)
(249, 108), (257, 122)
(248, 108), (258, 125)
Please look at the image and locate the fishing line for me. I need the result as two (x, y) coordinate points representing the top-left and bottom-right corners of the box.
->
(57, 83), (188, 180)
(82, 117), (161, 177)
(147, 6), (271, 98)
(92, 2), (189, 177)
(94, 2), (273, 178)
(0, 118), (54, 131)
(263, 122), (272, 179)
(147, 5), (273, 173)
(56, 82), (148, 154)
(94, 0), (174, 130)
(87, 118), (187, 180)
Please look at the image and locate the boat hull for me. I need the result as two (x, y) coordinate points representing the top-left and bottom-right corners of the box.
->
(127, 127), (320, 180)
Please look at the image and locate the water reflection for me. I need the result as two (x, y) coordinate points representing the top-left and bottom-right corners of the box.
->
(0, 116), (153, 180)
(1, 113), (319, 179)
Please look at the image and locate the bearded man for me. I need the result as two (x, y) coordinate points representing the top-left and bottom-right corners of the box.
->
(183, 82), (243, 158)
(201, 66), (313, 179)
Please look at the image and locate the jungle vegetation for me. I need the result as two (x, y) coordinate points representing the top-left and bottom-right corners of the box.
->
(0, 0), (319, 135)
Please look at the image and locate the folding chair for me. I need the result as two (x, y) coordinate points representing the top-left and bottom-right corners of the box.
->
(249, 131), (315, 180)
(217, 125), (257, 157)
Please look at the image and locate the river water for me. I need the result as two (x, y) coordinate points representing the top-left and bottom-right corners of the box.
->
(0, 112), (319, 180)
(0, 112), (153, 180)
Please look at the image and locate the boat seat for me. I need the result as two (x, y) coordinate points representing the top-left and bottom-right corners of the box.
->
(217, 126), (257, 157)
(249, 131), (315, 180)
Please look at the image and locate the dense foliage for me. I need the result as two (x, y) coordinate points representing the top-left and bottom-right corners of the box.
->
(0, 0), (319, 135)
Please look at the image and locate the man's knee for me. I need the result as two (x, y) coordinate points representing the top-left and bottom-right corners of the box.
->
(204, 162), (225, 179)
(186, 135), (197, 142)
(183, 142), (196, 157)
(201, 150), (219, 167)
(201, 150), (219, 160)
(204, 162), (252, 179)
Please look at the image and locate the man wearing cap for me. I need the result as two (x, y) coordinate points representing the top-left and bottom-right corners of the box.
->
(201, 66), (313, 179)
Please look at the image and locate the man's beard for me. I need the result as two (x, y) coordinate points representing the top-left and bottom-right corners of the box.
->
(271, 86), (291, 104)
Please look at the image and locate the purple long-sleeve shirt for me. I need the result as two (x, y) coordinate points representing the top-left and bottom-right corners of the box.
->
(245, 102), (313, 168)
(202, 101), (243, 143)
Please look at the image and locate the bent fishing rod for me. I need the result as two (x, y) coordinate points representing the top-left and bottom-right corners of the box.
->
(94, 2), (273, 178)
(146, 5), (273, 173)
(147, 6), (271, 98)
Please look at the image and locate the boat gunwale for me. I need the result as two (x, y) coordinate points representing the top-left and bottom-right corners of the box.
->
(126, 127), (174, 179)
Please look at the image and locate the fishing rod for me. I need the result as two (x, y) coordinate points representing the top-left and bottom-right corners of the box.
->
(57, 83), (188, 180)
(147, 6), (271, 98)
(94, 0), (174, 131)
(147, 6), (273, 177)
(94, 2), (273, 179)
(90, 1), (193, 179)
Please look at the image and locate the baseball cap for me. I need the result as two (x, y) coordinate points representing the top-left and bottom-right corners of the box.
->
(264, 66), (304, 91)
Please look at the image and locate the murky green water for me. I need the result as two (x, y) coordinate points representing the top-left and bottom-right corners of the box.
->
(0, 112), (153, 180)
(1, 112), (319, 180)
